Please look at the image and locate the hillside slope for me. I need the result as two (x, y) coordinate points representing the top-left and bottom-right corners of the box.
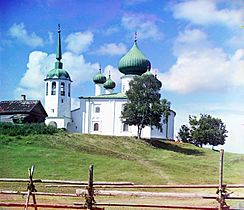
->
(0, 132), (243, 185)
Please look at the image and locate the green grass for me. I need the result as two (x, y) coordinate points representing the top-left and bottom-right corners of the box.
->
(0, 132), (243, 185)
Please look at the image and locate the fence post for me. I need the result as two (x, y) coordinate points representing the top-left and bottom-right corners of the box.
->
(25, 165), (38, 210)
(218, 149), (227, 210)
(86, 165), (95, 210)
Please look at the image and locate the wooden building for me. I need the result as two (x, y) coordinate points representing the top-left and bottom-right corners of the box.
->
(0, 99), (47, 123)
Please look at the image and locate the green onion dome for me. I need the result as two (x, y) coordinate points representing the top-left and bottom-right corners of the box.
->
(93, 68), (106, 84)
(104, 75), (116, 89)
(142, 66), (153, 77)
(46, 61), (71, 81)
(118, 40), (151, 76)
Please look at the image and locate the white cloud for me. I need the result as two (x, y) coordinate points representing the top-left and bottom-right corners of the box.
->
(97, 43), (127, 56)
(158, 29), (244, 94)
(104, 65), (123, 86)
(65, 31), (93, 54)
(15, 50), (99, 101)
(9, 23), (44, 47)
(172, 0), (243, 28)
(121, 14), (163, 40)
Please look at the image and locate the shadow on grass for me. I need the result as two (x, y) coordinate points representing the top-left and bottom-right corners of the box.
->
(144, 139), (204, 156)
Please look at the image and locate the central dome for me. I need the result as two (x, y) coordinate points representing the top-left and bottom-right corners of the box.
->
(118, 41), (151, 76)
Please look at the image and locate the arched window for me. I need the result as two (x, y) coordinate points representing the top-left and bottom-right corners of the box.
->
(123, 123), (129, 132)
(68, 84), (71, 97)
(95, 106), (100, 113)
(51, 82), (56, 95)
(49, 121), (57, 128)
(61, 82), (65, 96)
(46, 83), (48, 96)
(94, 123), (99, 131)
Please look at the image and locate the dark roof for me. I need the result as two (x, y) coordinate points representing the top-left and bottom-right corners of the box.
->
(0, 100), (47, 117)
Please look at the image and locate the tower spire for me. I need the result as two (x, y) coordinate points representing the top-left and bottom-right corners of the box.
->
(56, 24), (62, 61)
(134, 31), (137, 43)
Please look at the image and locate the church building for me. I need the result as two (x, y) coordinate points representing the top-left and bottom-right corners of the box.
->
(44, 27), (176, 139)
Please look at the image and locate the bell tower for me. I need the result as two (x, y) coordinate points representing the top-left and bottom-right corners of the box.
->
(44, 25), (72, 129)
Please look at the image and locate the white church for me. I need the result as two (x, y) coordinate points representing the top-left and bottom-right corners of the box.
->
(44, 27), (176, 139)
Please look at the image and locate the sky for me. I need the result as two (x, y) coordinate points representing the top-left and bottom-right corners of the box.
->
(0, 0), (244, 153)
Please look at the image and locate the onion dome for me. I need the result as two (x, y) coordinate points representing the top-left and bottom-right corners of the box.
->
(142, 66), (153, 77)
(46, 24), (71, 81)
(118, 33), (151, 76)
(104, 75), (116, 89)
(93, 67), (106, 84)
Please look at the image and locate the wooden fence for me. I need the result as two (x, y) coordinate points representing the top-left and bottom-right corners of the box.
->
(0, 149), (244, 209)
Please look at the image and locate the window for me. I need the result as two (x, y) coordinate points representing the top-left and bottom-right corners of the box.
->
(94, 123), (99, 131)
(61, 82), (65, 96)
(51, 82), (56, 95)
(46, 83), (48, 96)
(95, 106), (100, 113)
(61, 99), (64, 103)
(123, 123), (129, 132)
(68, 84), (71, 97)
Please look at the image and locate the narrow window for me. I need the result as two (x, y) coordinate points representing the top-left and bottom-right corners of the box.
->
(95, 106), (100, 113)
(51, 82), (56, 95)
(46, 83), (48, 96)
(123, 123), (129, 132)
(61, 82), (65, 96)
(61, 99), (64, 103)
(68, 84), (71, 97)
(94, 123), (99, 131)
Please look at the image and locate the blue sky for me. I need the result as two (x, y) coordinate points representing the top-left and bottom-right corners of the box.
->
(0, 0), (244, 153)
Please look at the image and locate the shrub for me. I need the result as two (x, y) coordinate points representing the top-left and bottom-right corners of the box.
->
(0, 122), (59, 136)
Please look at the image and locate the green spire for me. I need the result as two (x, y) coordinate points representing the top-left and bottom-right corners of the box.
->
(56, 24), (62, 61)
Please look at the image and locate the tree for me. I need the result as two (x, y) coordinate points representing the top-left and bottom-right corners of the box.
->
(179, 114), (228, 148)
(161, 99), (171, 139)
(177, 124), (191, 143)
(121, 74), (165, 139)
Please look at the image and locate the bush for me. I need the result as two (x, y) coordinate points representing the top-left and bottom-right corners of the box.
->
(0, 122), (59, 136)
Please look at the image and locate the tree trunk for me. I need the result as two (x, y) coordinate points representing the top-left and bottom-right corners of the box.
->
(165, 120), (168, 139)
(137, 125), (142, 139)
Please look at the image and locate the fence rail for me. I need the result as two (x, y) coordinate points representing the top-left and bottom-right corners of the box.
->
(0, 149), (244, 209)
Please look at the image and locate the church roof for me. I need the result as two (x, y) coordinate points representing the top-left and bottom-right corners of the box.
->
(79, 92), (127, 99)
(45, 25), (71, 81)
(118, 34), (151, 76)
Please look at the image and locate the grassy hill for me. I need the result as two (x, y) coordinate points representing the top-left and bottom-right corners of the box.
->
(1, 131), (243, 185)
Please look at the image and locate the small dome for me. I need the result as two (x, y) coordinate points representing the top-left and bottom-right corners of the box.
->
(118, 41), (151, 76)
(93, 68), (106, 84)
(142, 66), (153, 77)
(46, 62), (71, 81)
(104, 75), (116, 89)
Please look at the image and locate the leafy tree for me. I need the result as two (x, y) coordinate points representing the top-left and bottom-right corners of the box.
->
(161, 99), (171, 139)
(179, 114), (228, 148)
(121, 74), (166, 139)
(177, 124), (191, 143)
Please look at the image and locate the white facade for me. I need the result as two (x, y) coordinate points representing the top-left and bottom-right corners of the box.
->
(44, 78), (72, 129)
(69, 93), (176, 139)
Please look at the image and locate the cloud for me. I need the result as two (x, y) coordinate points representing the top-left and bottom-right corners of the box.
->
(97, 43), (127, 56)
(9, 23), (44, 47)
(65, 31), (93, 54)
(172, 0), (243, 28)
(158, 29), (244, 94)
(121, 14), (163, 40)
(15, 47), (99, 101)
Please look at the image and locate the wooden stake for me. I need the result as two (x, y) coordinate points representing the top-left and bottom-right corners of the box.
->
(218, 149), (224, 210)
(86, 165), (94, 210)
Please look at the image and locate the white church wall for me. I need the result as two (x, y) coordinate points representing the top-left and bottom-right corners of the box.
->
(70, 108), (81, 132)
